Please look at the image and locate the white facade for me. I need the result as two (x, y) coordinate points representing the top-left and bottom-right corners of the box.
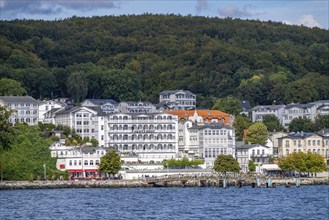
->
(50, 142), (107, 178)
(199, 124), (235, 167)
(118, 101), (157, 113)
(81, 99), (118, 114)
(0, 96), (39, 125)
(53, 106), (103, 141)
(178, 120), (200, 159)
(282, 104), (317, 128)
(159, 90), (196, 110)
(251, 104), (285, 124)
(38, 100), (65, 122)
(236, 144), (272, 173)
(105, 113), (179, 163)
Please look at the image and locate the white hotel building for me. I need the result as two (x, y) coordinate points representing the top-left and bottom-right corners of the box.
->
(105, 113), (179, 163)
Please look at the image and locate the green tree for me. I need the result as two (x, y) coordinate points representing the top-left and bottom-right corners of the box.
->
(90, 138), (99, 147)
(233, 115), (252, 141)
(163, 157), (203, 168)
(313, 115), (329, 130)
(245, 122), (269, 145)
(67, 71), (88, 103)
(212, 96), (242, 116)
(279, 152), (326, 175)
(213, 155), (241, 175)
(0, 106), (13, 150)
(1, 124), (57, 180)
(262, 114), (283, 132)
(248, 160), (256, 172)
(98, 150), (122, 176)
(0, 78), (27, 96)
(289, 117), (314, 132)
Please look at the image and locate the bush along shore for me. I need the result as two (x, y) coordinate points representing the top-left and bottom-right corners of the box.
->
(0, 177), (328, 190)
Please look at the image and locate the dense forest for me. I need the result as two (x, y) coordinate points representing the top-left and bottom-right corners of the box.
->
(0, 14), (328, 107)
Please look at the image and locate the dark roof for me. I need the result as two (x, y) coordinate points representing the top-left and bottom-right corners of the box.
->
(240, 100), (251, 110)
(55, 106), (106, 116)
(159, 90), (195, 96)
(285, 103), (315, 109)
(193, 123), (232, 130)
(86, 99), (117, 105)
(279, 132), (318, 139)
(316, 129), (329, 137)
(236, 144), (269, 149)
(317, 104), (329, 110)
(252, 104), (285, 111)
(0, 96), (38, 103)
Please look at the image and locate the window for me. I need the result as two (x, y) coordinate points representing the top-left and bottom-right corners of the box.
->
(90, 160), (94, 165)
(101, 125), (104, 130)
(262, 150), (265, 155)
(79, 160), (81, 165)
(77, 121), (82, 125)
(84, 160), (88, 165)
(69, 160), (72, 166)
(96, 160), (99, 165)
(317, 140), (320, 146)
(83, 121), (89, 125)
(74, 160), (77, 165)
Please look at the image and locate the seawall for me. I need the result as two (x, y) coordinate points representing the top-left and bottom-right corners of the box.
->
(1, 177), (328, 190)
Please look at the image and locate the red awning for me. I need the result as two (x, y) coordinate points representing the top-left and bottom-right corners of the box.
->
(67, 169), (84, 173)
(85, 169), (98, 173)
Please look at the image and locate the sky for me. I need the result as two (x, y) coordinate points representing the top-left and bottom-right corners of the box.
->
(0, 0), (328, 29)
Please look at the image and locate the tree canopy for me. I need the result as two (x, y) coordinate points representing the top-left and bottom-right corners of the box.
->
(0, 15), (328, 105)
(245, 122), (269, 145)
(213, 155), (241, 174)
(163, 157), (203, 169)
(212, 96), (242, 116)
(289, 117), (314, 132)
(262, 114), (283, 132)
(0, 106), (13, 150)
(1, 124), (58, 181)
(279, 152), (327, 174)
(98, 150), (122, 175)
(233, 115), (252, 141)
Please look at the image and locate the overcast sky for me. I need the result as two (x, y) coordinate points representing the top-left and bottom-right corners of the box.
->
(0, 0), (328, 29)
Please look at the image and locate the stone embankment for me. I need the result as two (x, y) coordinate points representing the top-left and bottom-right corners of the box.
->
(1, 177), (328, 190)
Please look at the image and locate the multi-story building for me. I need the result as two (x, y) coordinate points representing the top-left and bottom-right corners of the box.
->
(282, 104), (317, 128)
(199, 124), (235, 167)
(278, 132), (328, 160)
(236, 144), (272, 173)
(0, 96), (39, 125)
(118, 101), (157, 113)
(167, 110), (234, 127)
(53, 106), (105, 142)
(268, 131), (287, 158)
(171, 110), (235, 165)
(159, 90), (196, 110)
(50, 142), (108, 178)
(38, 100), (65, 122)
(105, 112), (179, 163)
(81, 99), (118, 114)
(251, 104), (285, 124)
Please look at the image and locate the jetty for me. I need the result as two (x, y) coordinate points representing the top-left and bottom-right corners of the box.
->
(1, 176), (328, 190)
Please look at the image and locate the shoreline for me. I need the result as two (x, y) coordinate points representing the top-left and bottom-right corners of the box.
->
(1, 177), (328, 190)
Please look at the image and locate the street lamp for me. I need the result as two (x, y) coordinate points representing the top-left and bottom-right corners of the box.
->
(43, 163), (46, 181)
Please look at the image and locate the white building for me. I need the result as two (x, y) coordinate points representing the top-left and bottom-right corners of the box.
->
(53, 106), (105, 142)
(38, 100), (65, 122)
(105, 112), (179, 163)
(50, 142), (108, 179)
(159, 90), (196, 110)
(0, 96), (39, 125)
(251, 104), (286, 124)
(118, 101), (157, 113)
(81, 99), (118, 114)
(282, 104), (317, 128)
(235, 144), (272, 173)
(199, 124), (235, 168)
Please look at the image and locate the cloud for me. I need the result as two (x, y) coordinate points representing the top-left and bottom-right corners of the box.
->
(218, 5), (252, 18)
(1, 0), (118, 17)
(283, 14), (322, 28)
(196, 0), (208, 13)
(298, 14), (322, 28)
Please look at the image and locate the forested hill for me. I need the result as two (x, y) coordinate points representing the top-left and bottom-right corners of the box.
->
(0, 14), (328, 107)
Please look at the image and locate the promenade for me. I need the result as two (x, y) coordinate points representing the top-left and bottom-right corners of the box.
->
(1, 176), (328, 190)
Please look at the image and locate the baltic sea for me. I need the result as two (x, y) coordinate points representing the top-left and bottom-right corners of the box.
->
(1, 186), (328, 220)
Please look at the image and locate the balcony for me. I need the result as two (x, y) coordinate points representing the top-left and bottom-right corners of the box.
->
(251, 154), (269, 158)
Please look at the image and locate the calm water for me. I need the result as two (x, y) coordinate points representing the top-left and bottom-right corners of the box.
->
(1, 186), (328, 220)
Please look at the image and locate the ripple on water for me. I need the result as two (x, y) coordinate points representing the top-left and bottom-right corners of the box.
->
(0, 186), (328, 220)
